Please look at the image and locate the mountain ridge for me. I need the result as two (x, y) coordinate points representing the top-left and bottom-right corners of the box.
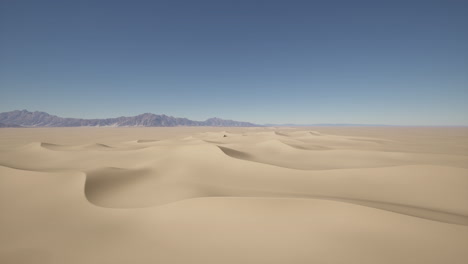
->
(0, 110), (259, 127)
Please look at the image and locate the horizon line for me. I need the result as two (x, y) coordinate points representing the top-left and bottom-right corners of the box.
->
(1, 109), (467, 128)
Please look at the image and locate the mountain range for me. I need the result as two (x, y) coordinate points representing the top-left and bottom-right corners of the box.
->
(0, 110), (259, 127)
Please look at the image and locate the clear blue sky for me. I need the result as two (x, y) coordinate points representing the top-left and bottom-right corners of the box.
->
(1, 0), (467, 125)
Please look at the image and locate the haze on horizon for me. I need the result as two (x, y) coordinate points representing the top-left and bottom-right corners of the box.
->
(1, 0), (467, 126)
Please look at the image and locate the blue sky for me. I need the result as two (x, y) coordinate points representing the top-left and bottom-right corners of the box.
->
(1, 0), (467, 125)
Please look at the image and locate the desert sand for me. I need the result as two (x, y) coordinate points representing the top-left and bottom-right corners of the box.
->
(0, 126), (467, 264)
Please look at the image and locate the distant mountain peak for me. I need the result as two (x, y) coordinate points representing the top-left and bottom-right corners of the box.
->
(0, 110), (259, 127)
(205, 117), (222, 121)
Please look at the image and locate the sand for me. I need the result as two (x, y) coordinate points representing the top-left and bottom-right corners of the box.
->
(0, 126), (467, 264)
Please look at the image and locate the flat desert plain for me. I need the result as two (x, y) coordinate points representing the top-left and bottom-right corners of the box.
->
(1, 126), (467, 264)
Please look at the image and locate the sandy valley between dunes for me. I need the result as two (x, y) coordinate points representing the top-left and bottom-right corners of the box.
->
(0, 126), (467, 264)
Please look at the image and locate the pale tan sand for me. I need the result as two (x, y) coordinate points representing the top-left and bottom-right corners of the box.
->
(0, 127), (467, 264)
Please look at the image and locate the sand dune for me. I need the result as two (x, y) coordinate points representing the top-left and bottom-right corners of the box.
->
(1, 127), (467, 263)
(40, 142), (114, 151)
